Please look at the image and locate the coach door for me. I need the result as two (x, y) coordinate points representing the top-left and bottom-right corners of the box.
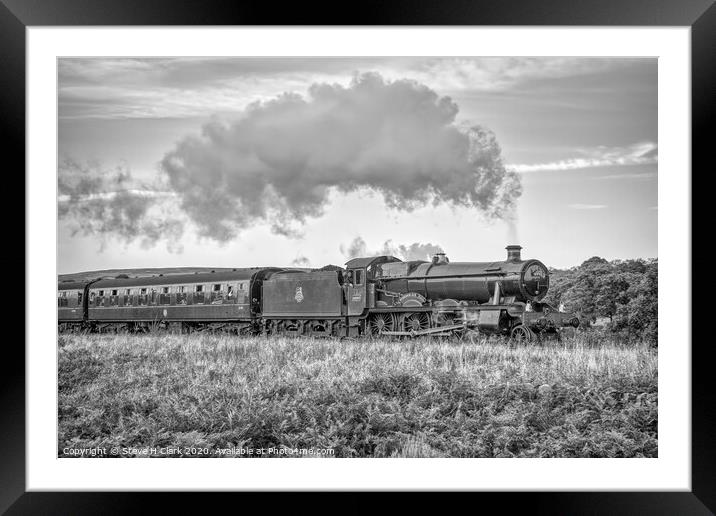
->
(345, 268), (367, 316)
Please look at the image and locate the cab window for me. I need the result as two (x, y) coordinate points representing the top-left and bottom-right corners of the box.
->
(354, 270), (363, 285)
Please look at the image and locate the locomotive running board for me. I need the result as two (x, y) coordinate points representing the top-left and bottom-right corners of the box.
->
(381, 324), (465, 337)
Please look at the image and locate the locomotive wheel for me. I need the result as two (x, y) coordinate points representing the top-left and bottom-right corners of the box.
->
(436, 311), (456, 326)
(510, 325), (534, 343)
(402, 312), (431, 333)
(368, 313), (396, 336)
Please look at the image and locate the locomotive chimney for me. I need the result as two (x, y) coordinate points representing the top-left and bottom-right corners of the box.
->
(506, 245), (522, 262)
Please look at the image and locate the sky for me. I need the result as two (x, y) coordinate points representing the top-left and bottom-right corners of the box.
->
(57, 57), (657, 273)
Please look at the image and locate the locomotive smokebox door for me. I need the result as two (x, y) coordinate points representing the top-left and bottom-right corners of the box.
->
(346, 268), (367, 316)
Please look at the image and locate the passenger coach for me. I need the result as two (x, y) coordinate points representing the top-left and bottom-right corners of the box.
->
(59, 268), (281, 334)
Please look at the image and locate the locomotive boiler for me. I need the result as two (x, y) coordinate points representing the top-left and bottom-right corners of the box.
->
(375, 245), (549, 305)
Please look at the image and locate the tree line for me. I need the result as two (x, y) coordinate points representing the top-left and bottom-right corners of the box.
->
(543, 257), (658, 344)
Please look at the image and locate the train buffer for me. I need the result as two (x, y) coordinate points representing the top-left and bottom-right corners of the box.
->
(380, 323), (465, 338)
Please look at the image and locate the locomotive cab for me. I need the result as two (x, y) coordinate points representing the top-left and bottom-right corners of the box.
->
(344, 267), (366, 315)
(344, 256), (402, 315)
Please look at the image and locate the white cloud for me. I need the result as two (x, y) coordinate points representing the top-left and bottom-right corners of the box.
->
(591, 171), (657, 181)
(399, 57), (624, 93)
(59, 57), (636, 120)
(510, 142), (657, 173)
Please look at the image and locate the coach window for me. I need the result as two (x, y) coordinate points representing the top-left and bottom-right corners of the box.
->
(194, 284), (205, 304)
(227, 284), (234, 298)
(77, 291), (83, 304)
(213, 284), (222, 292)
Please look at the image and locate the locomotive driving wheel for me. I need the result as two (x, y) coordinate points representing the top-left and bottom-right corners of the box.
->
(402, 312), (431, 333)
(436, 311), (456, 327)
(368, 313), (396, 336)
(510, 324), (535, 343)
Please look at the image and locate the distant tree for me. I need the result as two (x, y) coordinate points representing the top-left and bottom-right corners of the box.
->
(612, 261), (658, 343)
(611, 259), (648, 274)
(581, 256), (609, 269)
(545, 257), (658, 344)
(594, 272), (632, 321)
(561, 269), (598, 325)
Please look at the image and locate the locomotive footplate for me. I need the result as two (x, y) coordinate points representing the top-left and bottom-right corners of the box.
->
(380, 323), (464, 338)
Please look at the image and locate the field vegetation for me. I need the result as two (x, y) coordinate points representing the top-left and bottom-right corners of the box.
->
(58, 333), (657, 458)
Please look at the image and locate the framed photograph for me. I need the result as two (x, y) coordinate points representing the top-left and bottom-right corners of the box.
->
(8, 0), (711, 512)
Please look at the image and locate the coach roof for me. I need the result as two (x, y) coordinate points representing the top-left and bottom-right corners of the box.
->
(88, 269), (270, 289)
(57, 280), (92, 291)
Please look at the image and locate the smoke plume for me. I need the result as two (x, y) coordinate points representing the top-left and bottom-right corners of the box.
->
(291, 256), (311, 267)
(161, 72), (521, 241)
(341, 237), (444, 262)
(58, 157), (185, 251)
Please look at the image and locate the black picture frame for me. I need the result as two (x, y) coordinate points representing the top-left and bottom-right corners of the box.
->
(5, 0), (711, 513)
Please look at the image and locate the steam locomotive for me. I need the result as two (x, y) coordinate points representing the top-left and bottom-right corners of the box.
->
(57, 245), (579, 342)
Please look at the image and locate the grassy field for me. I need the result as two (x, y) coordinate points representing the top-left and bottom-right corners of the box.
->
(58, 334), (657, 458)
